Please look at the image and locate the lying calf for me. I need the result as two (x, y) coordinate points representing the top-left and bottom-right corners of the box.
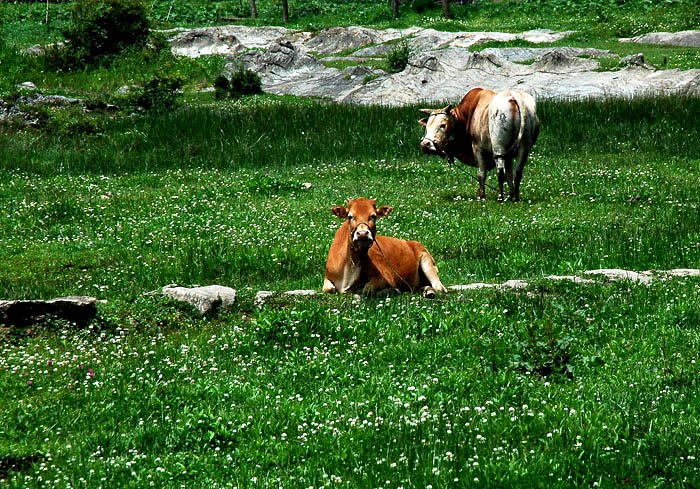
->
(323, 197), (447, 297)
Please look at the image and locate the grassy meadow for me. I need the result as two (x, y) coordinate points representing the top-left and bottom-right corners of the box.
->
(2, 0), (700, 487)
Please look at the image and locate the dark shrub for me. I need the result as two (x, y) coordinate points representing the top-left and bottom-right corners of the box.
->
(215, 67), (263, 99)
(62, 0), (150, 66)
(134, 71), (183, 111)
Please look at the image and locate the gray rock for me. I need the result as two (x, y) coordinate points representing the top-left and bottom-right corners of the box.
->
(116, 85), (136, 95)
(1, 92), (85, 126)
(544, 275), (596, 284)
(480, 47), (616, 63)
(620, 30), (700, 48)
(449, 280), (528, 291)
(20, 41), (67, 57)
(584, 269), (654, 284)
(236, 42), (384, 100)
(654, 268), (700, 278)
(162, 285), (236, 315)
(619, 53), (654, 70)
(16, 81), (38, 91)
(282, 289), (316, 296)
(0, 296), (98, 325)
(254, 290), (275, 304)
(306, 26), (397, 55)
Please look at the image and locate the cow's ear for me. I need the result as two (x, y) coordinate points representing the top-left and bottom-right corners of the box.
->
(419, 108), (433, 114)
(376, 205), (393, 218)
(445, 104), (453, 114)
(418, 117), (428, 126)
(332, 205), (348, 219)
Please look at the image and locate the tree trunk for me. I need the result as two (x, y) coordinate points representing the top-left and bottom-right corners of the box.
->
(281, 0), (289, 23)
(391, 0), (399, 19)
(440, 0), (453, 19)
(249, 0), (257, 18)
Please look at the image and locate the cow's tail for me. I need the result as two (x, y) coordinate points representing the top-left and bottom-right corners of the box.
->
(507, 96), (525, 158)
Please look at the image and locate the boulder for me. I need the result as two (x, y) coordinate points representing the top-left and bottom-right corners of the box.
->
(0, 296), (98, 325)
(619, 53), (654, 70)
(255, 291), (275, 304)
(16, 81), (38, 92)
(162, 285), (236, 315)
(620, 30), (700, 48)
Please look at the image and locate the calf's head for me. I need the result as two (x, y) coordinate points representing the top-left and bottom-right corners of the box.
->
(332, 197), (392, 251)
(418, 105), (454, 157)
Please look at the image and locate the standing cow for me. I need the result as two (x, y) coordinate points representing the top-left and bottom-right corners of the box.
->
(323, 197), (447, 298)
(419, 88), (540, 202)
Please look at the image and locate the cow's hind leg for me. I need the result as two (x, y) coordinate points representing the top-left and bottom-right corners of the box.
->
(513, 149), (529, 202)
(505, 157), (516, 201)
(496, 157), (506, 202)
(419, 251), (447, 296)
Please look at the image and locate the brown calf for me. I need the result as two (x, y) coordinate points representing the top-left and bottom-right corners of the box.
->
(323, 198), (447, 297)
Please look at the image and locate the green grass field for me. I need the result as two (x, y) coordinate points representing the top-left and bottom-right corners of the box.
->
(2, 0), (700, 487)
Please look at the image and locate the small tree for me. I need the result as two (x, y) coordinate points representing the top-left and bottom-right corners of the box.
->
(281, 0), (289, 23)
(440, 0), (453, 19)
(391, 0), (399, 19)
(249, 0), (257, 18)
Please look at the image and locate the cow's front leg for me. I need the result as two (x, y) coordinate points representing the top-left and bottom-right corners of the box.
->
(323, 278), (337, 294)
(474, 150), (489, 200)
(362, 277), (392, 296)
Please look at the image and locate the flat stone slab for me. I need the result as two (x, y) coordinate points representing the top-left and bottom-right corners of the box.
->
(584, 268), (654, 284)
(162, 285), (236, 315)
(449, 279), (529, 291)
(620, 30), (700, 48)
(282, 289), (316, 296)
(544, 275), (596, 284)
(0, 296), (98, 325)
(654, 268), (700, 278)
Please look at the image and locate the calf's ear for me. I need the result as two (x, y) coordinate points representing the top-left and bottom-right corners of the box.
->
(418, 117), (428, 126)
(376, 205), (393, 218)
(332, 205), (348, 218)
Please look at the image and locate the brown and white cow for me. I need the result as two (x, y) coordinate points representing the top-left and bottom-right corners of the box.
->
(419, 88), (540, 201)
(323, 197), (447, 297)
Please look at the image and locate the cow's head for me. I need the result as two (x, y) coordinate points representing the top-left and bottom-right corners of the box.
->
(418, 105), (454, 157)
(332, 197), (393, 251)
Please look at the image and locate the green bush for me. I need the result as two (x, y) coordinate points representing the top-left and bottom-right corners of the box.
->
(61, 0), (150, 67)
(387, 40), (412, 73)
(134, 71), (183, 111)
(214, 67), (263, 99)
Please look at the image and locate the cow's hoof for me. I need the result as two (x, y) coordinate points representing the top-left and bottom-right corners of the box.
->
(421, 286), (436, 299)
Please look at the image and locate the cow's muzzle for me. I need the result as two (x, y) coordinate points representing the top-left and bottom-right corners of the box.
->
(420, 138), (446, 157)
(352, 226), (374, 249)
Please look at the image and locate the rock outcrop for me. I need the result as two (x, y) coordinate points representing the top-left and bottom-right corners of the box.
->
(164, 25), (700, 105)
